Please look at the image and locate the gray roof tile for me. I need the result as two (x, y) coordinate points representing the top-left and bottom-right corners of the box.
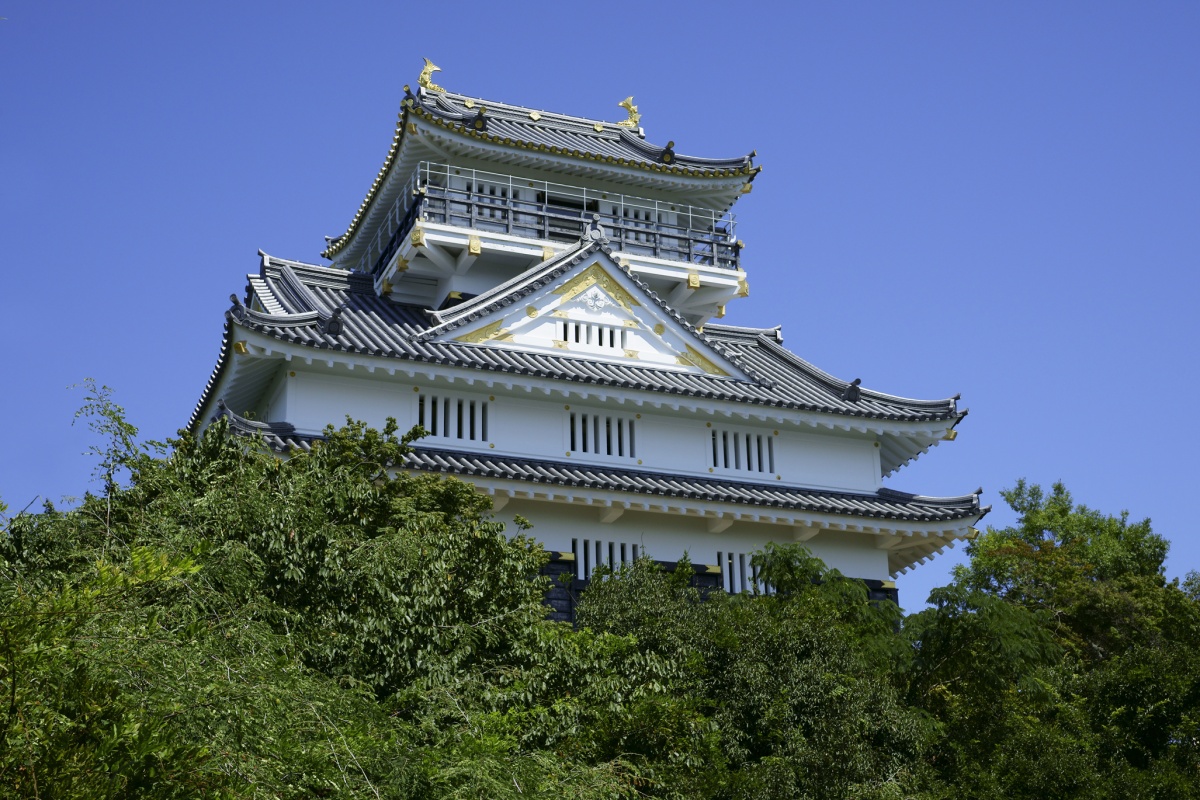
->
(190, 250), (965, 433)
(422, 89), (754, 172)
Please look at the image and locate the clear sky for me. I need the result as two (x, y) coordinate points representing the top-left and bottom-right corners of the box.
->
(2, 1), (1197, 609)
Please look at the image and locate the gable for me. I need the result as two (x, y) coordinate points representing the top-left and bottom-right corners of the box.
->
(434, 252), (747, 379)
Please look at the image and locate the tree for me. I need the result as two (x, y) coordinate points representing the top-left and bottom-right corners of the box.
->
(577, 546), (939, 799)
(5, 388), (1200, 798)
(908, 480), (1200, 799)
(1, 398), (682, 797)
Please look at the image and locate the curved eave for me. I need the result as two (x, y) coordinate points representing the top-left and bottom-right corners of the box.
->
(406, 105), (756, 179)
(188, 312), (237, 433)
(322, 105), (415, 261)
(426, 88), (755, 171)
(322, 98), (760, 263)
(220, 257), (967, 432)
(187, 288), (295, 434)
(214, 321), (964, 435)
(750, 335), (961, 420)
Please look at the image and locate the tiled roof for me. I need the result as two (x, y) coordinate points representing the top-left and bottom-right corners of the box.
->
(421, 89), (753, 172)
(190, 243), (963, 437)
(213, 404), (985, 526)
(323, 84), (758, 260)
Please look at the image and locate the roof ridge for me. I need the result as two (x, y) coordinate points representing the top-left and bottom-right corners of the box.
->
(705, 323), (784, 342)
(435, 89), (624, 132)
(277, 263), (332, 314)
(233, 304), (322, 328)
(754, 335), (959, 413)
(876, 486), (984, 505)
(261, 251), (331, 271)
(213, 400), (297, 434)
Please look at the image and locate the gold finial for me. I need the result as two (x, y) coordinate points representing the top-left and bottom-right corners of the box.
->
(418, 58), (445, 93)
(617, 96), (640, 128)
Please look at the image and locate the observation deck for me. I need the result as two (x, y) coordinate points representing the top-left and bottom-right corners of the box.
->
(357, 162), (742, 277)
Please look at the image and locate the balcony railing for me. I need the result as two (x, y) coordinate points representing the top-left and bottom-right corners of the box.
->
(360, 162), (740, 275)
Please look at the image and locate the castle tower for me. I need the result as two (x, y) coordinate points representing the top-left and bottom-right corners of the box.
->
(191, 62), (986, 617)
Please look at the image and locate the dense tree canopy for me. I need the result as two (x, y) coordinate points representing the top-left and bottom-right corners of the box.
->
(1, 387), (1197, 797)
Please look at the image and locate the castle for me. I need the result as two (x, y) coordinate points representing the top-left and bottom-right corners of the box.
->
(190, 62), (986, 617)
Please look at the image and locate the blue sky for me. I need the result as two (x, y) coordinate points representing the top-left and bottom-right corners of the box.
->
(2, 1), (1197, 608)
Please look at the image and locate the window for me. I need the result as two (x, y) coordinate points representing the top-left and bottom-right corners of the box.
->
(613, 203), (655, 244)
(417, 393), (489, 442)
(709, 427), (775, 473)
(466, 179), (514, 221)
(569, 412), (636, 459)
(717, 550), (772, 594)
(573, 537), (641, 580)
(556, 320), (627, 350)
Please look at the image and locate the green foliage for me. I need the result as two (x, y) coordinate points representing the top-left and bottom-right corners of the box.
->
(913, 480), (1200, 798)
(3, 389), (1199, 797)
(1, 397), (667, 797)
(577, 548), (936, 798)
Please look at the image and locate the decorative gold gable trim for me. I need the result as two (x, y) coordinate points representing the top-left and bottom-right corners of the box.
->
(676, 345), (729, 376)
(551, 262), (641, 313)
(454, 319), (510, 344)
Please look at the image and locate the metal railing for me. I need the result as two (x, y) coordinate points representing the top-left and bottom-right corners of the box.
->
(359, 162), (740, 275)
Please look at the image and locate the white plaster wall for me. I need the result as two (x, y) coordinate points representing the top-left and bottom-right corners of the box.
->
(263, 370), (288, 423)
(634, 414), (710, 473)
(285, 371), (415, 434)
(803, 531), (891, 581)
(272, 375), (896, 581)
(775, 431), (880, 492)
(281, 375), (882, 493)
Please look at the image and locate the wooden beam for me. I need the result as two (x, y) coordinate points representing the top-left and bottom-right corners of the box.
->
(418, 241), (456, 273)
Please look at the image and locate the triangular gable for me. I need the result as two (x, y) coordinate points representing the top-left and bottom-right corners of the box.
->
(427, 246), (748, 379)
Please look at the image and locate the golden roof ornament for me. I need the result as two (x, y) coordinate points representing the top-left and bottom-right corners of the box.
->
(418, 58), (445, 93)
(617, 96), (640, 128)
